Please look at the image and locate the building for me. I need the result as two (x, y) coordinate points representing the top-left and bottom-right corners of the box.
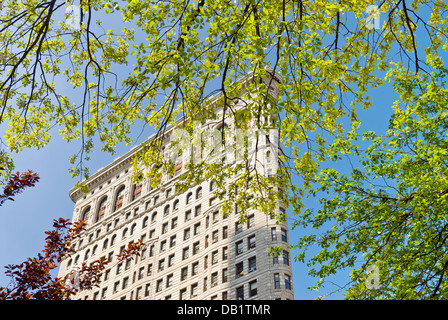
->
(57, 71), (294, 300)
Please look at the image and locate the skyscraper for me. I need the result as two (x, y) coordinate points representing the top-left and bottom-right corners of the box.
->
(57, 71), (294, 300)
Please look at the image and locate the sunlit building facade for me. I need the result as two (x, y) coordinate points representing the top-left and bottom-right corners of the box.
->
(58, 72), (294, 300)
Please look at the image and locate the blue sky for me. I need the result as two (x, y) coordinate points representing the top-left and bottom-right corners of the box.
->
(0, 2), (436, 300)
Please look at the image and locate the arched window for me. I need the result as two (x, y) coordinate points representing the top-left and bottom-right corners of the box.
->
(84, 249), (90, 260)
(173, 199), (179, 211)
(132, 178), (143, 201)
(151, 211), (157, 222)
(114, 186), (125, 212)
(122, 228), (128, 239)
(111, 234), (117, 246)
(103, 238), (109, 250)
(142, 216), (149, 228)
(186, 192), (193, 204)
(164, 205), (170, 216)
(97, 197), (107, 222)
(130, 223), (137, 235)
(196, 187), (202, 199)
(174, 152), (182, 176)
(81, 206), (90, 222)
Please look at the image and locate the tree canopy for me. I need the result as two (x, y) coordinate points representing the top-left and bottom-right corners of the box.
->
(1, 0), (448, 299)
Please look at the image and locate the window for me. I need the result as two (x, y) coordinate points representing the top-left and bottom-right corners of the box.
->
(81, 206), (90, 221)
(136, 287), (142, 300)
(193, 242), (200, 255)
(285, 274), (292, 290)
(236, 262), (244, 278)
(180, 288), (187, 300)
(283, 251), (290, 265)
(167, 274), (173, 288)
(196, 187), (202, 199)
(160, 240), (167, 252)
(222, 268), (228, 282)
(273, 254), (279, 264)
(212, 250), (218, 264)
(222, 246), (228, 260)
(173, 199), (179, 211)
(145, 284), (151, 296)
(159, 259), (165, 271)
(151, 212), (157, 222)
(236, 286), (244, 300)
(97, 197), (107, 221)
(130, 223), (136, 235)
(156, 279), (163, 292)
(266, 150), (271, 163)
(186, 192), (193, 204)
(181, 267), (188, 281)
(209, 197), (216, 206)
(103, 238), (109, 250)
(84, 249), (90, 260)
(149, 229), (155, 238)
(170, 235), (177, 248)
(122, 277), (129, 289)
(271, 227), (277, 241)
(132, 180), (143, 201)
(236, 240), (243, 255)
(138, 267), (144, 280)
(114, 281), (120, 293)
(162, 222), (168, 234)
(212, 230), (219, 243)
(164, 205), (170, 216)
(114, 186), (125, 212)
(101, 288), (107, 300)
(184, 228), (191, 240)
(248, 256), (257, 272)
(171, 217), (178, 229)
(195, 205), (201, 217)
(281, 229), (288, 242)
(213, 211), (219, 223)
(211, 272), (218, 287)
(192, 262), (199, 276)
(235, 221), (243, 233)
(183, 247), (189, 260)
(223, 226), (228, 239)
(274, 273), (280, 289)
(142, 217), (149, 228)
(166, 188), (172, 198)
(248, 235), (256, 249)
(249, 280), (258, 297)
(191, 283), (198, 297)
(210, 181), (215, 191)
(247, 215), (255, 228)
(194, 223), (201, 235)
(185, 210), (191, 221)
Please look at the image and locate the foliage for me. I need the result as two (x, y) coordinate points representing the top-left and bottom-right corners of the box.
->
(0, 170), (40, 206)
(0, 218), (145, 300)
(1, 0), (448, 298)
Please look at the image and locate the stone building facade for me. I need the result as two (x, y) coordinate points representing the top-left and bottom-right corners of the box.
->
(57, 72), (294, 300)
